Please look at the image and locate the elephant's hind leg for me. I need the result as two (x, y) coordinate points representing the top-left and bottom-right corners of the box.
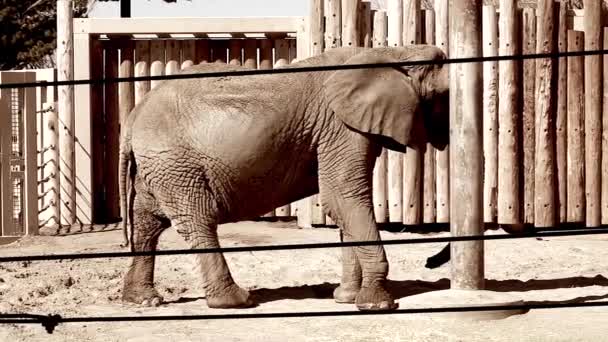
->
(122, 180), (170, 307)
(332, 231), (362, 304)
(168, 191), (255, 309)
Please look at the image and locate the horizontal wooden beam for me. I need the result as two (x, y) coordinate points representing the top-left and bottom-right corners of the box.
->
(74, 17), (304, 35)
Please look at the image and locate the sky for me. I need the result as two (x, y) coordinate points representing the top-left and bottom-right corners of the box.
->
(89, 0), (386, 18)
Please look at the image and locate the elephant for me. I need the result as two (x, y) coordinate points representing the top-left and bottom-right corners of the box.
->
(117, 45), (450, 311)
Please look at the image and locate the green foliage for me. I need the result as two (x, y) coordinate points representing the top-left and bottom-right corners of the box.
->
(0, 0), (89, 70)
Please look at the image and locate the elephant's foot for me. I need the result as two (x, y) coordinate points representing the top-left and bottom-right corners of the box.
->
(206, 284), (256, 309)
(333, 282), (361, 304)
(355, 281), (398, 311)
(122, 285), (164, 307)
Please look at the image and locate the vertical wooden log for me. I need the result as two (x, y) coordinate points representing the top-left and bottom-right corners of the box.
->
(181, 40), (196, 69)
(56, 0), (76, 225)
(556, 1), (569, 223)
(402, 0), (421, 45)
(165, 40), (180, 75)
(243, 40), (258, 69)
(310, 0), (324, 56)
(211, 40), (228, 64)
(497, 0), (520, 226)
(603, 28), (608, 224)
(274, 39), (290, 68)
(435, 0), (449, 223)
(387, 0), (403, 223)
(134, 40), (150, 105)
(90, 40), (105, 222)
(119, 41), (134, 125)
(195, 39), (210, 64)
(567, 30), (585, 223)
(341, 0), (360, 47)
(584, 0), (602, 227)
(358, 1), (372, 48)
(372, 10), (389, 224)
(482, 6), (498, 224)
(423, 8), (436, 224)
(104, 46), (120, 220)
(450, 0), (484, 290)
(149, 40), (165, 89)
(534, 0), (557, 228)
(326, 0), (342, 49)
(522, 8), (536, 225)
(45, 102), (60, 228)
(229, 40), (242, 66)
(402, 0), (422, 225)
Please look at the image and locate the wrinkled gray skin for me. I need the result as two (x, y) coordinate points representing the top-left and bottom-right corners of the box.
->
(118, 45), (450, 311)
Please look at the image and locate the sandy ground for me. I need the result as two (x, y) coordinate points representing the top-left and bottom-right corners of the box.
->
(0, 220), (608, 341)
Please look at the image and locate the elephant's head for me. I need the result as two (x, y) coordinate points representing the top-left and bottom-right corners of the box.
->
(323, 45), (449, 153)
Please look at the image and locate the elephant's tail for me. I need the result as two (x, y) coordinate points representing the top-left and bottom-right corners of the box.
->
(119, 134), (135, 251)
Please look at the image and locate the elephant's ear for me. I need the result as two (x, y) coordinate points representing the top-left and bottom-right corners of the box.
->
(322, 54), (421, 147)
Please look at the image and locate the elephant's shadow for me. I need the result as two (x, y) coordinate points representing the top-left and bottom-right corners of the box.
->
(168, 275), (608, 307)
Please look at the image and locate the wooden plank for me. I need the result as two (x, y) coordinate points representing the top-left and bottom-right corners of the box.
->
(74, 17), (304, 35)
(44, 102), (60, 229)
(423, 8), (436, 224)
(402, 0), (421, 45)
(522, 7), (536, 225)
(22, 72), (38, 234)
(534, 0), (557, 228)
(134, 40), (150, 105)
(372, 10), (388, 224)
(211, 40), (228, 64)
(119, 40), (135, 125)
(165, 39), (181, 75)
(309, 0), (325, 56)
(0, 92), (11, 235)
(482, 5), (498, 224)
(73, 33), (92, 225)
(387, 0), (403, 222)
(58, 1), (77, 225)
(104, 45), (120, 221)
(603, 27), (608, 225)
(449, 0), (484, 290)
(149, 40), (165, 89)
(90, 39), (105, 222)
(358, 1), (372, 48)
(296, 16), (309, 62)
(497, 0), (520, 225)
(181, 40), (196, 69)
(583, 0), (601, 227)
(556, 1), (568, 224)
(325, 0), (342, 49)
(567, 30), (585, 224)
(228, 40), (242, 66)
(243, 39), (258, 69)
(435, 0), (449, 223)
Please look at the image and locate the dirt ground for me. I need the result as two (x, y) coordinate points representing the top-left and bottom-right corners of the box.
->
(0, 220), (608, 341)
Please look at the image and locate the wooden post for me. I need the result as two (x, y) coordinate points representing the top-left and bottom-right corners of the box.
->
(372, 10), (388, 224)
(259, 39), (273, 70)
(274, 39), (290, 68)
(195, 39), (210, 64)
(497, 0), (520, 226)
(358, 1), (372, 48)
(435, 0), (449, 223)
(149, 40), (165, 89)
(56, 0), (76, 225)
(229, 40), (242, 66)
(181, 40), (196, 69)
(567, 30), (585, 224)
(556, 0), (568, 224)
(402, 0), (422, 225)
(534, 0), (557, 228)
(104, 46), (120, 220)
(165, 40), (180, 75)
(90, 40), (105, 222)
(450, 0), (484, 289)
(423, 8), (436, 224)
(584, 0), (602, 227)
(603, 27), (608, 224)
(243, 40), (257, 69)
(387, 0), (403, 222)
(522, 8), (536, 226)
(482, 5), (498, 224)
(119, 41), (134, 125)
(310, 0), (324, 56)
(45, 102), (60, 228)
(325, 0), (342, 49)
(134, 41), (150, 105)
(211, 40), (228, 64)
(341, 0), (359, 47)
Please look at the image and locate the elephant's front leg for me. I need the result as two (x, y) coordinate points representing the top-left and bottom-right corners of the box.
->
(332, 231), (362, 303)
(319, 139), (398, 311)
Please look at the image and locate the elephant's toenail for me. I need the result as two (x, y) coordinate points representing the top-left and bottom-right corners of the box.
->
(142, 299), (150, 306)
(151, 297), (162, 306)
